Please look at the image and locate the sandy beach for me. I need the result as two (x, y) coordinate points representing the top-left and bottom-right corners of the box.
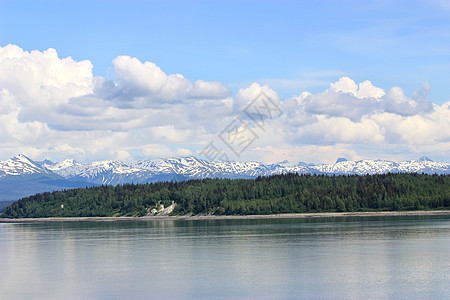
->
(1, 210), (449, 223)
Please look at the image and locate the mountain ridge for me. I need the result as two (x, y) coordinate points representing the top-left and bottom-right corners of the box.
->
(1, 154), (449, 202)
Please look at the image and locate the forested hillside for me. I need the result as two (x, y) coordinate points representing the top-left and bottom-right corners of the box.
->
(2, 173), (449, 218)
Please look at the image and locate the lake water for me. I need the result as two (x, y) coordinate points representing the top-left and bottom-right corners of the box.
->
(0, 216), (449, 299)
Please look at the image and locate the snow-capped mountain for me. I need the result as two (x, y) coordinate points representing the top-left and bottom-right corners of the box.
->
(1, 154), (449, 201)
(398, 156), (450, 174)
(2, 154), (449, 181)
(0, 154), (55, 177)
(314, 156), (450, 175)
(133, 157), (315, 179)
(42, 159), (154, 185)
(315, 159), (401, 175)
(0, 155), (91, 202)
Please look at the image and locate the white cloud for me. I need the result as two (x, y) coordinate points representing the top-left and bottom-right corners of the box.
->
(0, 88), (51, 147)
(190, 80), (230, 98)
(234, 83), (280, 111)
(0, 44), (93, 123)
(296, 77), (435, 122)
(371, 102), (450, 145)
(382, 84), (434, 116)
(250, 145), (362, 165)
(106, 55), (230, 106)
(112, 56), (191, 101)
(109, 149), (134, 162)
(0, 44), (448, 163)
(357, 80), (386, 99)
(293, 115), (385, 145)
(139, 144), (193, 158)
(330, 77), (385, 99)
(301, 89), (378, 121)
(330, 77), (358, 95)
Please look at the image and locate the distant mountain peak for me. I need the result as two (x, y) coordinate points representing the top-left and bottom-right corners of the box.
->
(62, 158), (78, 163)
(335, 157), (348, 164)
(1, 154), (450, 202)
(60, 158), (80, 166)
(11, 154), (41, 166)
(1, 154), (449, 190)
(13, 154), (33, 161)
(41, 159), (55, 165)
(0, 154), (55, 178)
(418, 156), (433, 162)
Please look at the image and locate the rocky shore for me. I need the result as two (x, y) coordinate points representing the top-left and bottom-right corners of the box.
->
(1, 210), (449, 223)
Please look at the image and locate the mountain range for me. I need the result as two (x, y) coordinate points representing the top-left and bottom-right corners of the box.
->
(0, 154), (449, 202)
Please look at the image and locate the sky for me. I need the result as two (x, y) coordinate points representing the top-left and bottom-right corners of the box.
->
(0, 0), (449, 164)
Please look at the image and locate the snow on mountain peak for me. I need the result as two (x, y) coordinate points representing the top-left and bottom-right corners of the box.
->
(13, 154), (34, 162)
(1, 155), (449, 184)
(0, 154), (52, 177)
(335, 157), (348, 164)
(44, 158), (80, 171)
(41, 159), (55, 166)
(418, 156), (433, 162)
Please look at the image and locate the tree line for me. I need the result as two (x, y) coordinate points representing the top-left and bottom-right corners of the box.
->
(1, 173), (449, 218)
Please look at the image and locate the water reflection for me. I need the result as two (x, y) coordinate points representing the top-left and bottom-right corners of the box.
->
(0, 216), (449, 299)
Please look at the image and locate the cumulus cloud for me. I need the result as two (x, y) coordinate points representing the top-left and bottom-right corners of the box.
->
(234, 83), (280, 111)
(0, 88), (51, 145)
(302, 89), (378, 121)
(0, 44), (448, 163)
(233, 77), (448, 163)
(0, 44), (93, 123)
(371, 103), (450, 145)
(101, 55), (230, 107)
(330, 77), (358, 95)
(296, 77), (436, 123)
(298, 77), (388, 121)
(358, 80), (386, 99)
(249, 145), (362, 165)
(382, 83), (434, 115)
(0, 45), (233, 161)
(330, 77), (385, 99)
(291, 115), (385, 145)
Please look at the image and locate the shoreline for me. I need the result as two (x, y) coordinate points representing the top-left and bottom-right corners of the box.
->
(0, 210), (449, 223)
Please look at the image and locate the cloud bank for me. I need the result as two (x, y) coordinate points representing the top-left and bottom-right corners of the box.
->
(0, 44), (448, 163)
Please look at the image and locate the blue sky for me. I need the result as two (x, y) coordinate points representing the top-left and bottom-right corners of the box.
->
(2, 0), (449, 101)
(0, 0), (449, 163)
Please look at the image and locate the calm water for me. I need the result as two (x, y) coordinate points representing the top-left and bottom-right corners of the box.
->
(0, 216), (449, 299)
